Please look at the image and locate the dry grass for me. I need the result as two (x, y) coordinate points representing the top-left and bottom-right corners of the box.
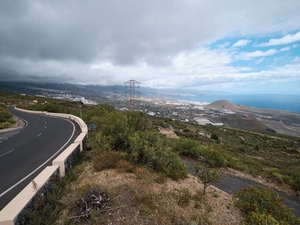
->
(57, 159), (244, 225)
(92, 150), (122, 171)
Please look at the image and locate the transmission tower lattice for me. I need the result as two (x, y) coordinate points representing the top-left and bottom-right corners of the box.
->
(113, 85), (117, 106)
(124, 80), (141, 110)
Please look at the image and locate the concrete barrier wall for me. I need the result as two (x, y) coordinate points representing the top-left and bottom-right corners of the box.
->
(52, 143), (80, 177)
(13, 108), (45, 115)
(74, 132), (87, 151)
(15, 108), (87, 133)
(0, 108), (88, 225)
(0, 166), (60, 225)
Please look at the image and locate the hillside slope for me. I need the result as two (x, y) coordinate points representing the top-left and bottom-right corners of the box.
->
(212, 114), (269, 131)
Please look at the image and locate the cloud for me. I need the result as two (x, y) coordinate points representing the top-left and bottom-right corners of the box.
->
(232, 39), (251, 47)
(236, 49), (277, 60)
(0, 0), (300, 94)
(1, 0), (300, 66)
(280, 46), (290, 52)
(259, 31), (300, 47)
(255, 58), (264, 64)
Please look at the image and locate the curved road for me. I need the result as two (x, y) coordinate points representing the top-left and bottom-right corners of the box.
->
(0, 107), (80, 210)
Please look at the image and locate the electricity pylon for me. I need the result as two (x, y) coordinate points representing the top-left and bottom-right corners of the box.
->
(124, 80), (141, 110)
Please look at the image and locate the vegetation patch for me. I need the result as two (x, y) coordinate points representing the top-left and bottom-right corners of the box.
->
(233, 185), (300, 224)
(5, 97), (297, 224)
(0, 103), (15, 129)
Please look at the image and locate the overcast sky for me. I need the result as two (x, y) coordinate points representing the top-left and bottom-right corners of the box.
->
(0, 0), (300, 94)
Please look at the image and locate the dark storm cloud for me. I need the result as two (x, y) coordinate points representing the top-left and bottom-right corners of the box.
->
(0, 0), (195, 65)
(0, 0), (300, 88)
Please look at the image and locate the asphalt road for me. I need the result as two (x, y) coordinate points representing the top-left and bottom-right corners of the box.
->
(0, 107), (80, 210)
(182, 159), (300, 218)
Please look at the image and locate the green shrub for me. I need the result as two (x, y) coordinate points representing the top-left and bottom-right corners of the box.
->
(266, 169), (285, 184)
(233, 185), (300, 224)
(204, 149), (227, 167)
(210, 133), (219, 140)
(0, 121), (12, 129)
(248, 212), (282, 225)
(291, 172), (300, 192)
(171, 138), (207, 159)
(0, 107), (14, 128)
(272, 172), (284, 184)
(227, 157), (247, 171)
(127, 131), (187, 180)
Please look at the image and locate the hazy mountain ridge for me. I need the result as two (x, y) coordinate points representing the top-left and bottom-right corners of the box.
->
(0, 81), (225, 99)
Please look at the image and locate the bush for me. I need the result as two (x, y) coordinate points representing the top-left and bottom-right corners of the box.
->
(93, 151), (122, 171)
(116, 159), (135, 173)
(272, 172), (284, 184)
(227, 157), (247, 171)
(233, 185), (300, 224)
(248, 212), (282, 225)
(267, 169), (285, 184)
(210, 133), (219, 141)
(0, 108), (13, 123)
(127, 131), (187, 180)
(0, 121), (12, 129)
(204, 149), (227, 167)
(291, 172), (300, 192)
(171, 138), (205, 158)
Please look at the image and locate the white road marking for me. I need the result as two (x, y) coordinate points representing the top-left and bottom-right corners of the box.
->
(0, 149), (14, 158)
(37, 133), (41, 137)
(0, 120), (76, 198)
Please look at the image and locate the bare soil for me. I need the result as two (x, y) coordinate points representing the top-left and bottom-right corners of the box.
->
(58, 162), (244, 225)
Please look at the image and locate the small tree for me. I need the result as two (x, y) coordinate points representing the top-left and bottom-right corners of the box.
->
(194, 164), (221, 195)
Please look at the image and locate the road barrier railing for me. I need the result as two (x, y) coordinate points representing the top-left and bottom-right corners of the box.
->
(0, 166), (60, 225)
(52, 143), (80, 177)
(0, 108), (88, 225)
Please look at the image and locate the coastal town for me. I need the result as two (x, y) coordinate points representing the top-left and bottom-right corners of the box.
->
(29, 86), (236, 127)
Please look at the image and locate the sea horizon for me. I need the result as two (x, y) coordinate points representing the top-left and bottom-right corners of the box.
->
(172, 94), (300, 114)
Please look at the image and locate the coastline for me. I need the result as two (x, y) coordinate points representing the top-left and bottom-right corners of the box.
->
(172, 94), (300, 114)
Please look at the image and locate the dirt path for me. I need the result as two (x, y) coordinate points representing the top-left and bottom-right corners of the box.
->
(182, 158), (300, 218)
(158, 126), (179, 138)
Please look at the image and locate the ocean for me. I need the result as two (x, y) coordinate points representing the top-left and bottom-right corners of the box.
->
(173, 94), (300, 114)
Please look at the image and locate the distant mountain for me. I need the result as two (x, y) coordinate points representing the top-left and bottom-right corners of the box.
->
(207, 100), (240, 111)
